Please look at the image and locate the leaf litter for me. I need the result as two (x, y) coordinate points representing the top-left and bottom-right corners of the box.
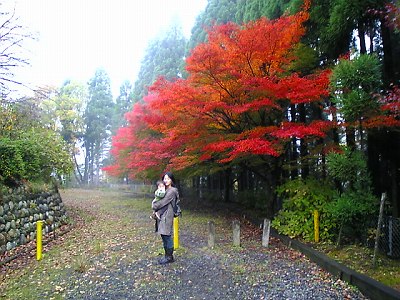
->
(0, 188), (368, 299)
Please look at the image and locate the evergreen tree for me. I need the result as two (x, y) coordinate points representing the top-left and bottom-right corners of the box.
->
(84, 69), (114, 184)
(112, 80), (133, 133)
(133, 24), (187, 102)
(235, 0), (303, 22)
(187, 0), (238, 50)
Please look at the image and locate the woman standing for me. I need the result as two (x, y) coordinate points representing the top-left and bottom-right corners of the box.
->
(152, 172), (179, 264)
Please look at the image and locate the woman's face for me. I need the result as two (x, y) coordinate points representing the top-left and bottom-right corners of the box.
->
(163, 174), (173, 187)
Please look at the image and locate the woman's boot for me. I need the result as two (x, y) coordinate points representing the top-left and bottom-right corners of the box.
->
(166, 248), (174, 263)
(159, 248), (174, 265)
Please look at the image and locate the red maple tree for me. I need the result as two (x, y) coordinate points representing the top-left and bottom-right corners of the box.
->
(105, 2), (334, 179)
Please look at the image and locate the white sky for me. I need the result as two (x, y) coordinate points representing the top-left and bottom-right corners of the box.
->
(10, 0), (207, 97)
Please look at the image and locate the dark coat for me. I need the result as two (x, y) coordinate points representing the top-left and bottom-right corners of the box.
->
(152, 186), (179, 235)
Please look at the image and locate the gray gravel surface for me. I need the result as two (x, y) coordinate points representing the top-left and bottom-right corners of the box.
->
(56, 212), (368, 300)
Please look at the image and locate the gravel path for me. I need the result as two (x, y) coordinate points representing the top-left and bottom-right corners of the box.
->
(55, 191), (368, 300)
(58, 238), (367, 300)
(1, 189), (369, 299)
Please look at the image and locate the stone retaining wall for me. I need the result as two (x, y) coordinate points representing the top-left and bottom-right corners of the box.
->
(0, 186), (68, 255)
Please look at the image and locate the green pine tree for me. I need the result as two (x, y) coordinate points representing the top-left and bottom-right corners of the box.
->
(133, 24), (187, 102)
(84, 69), (114, 184)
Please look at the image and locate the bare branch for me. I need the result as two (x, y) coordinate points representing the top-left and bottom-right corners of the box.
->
(0, 5), (35, 94)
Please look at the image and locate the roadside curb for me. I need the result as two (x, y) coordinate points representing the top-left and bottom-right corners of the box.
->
(270, 228), (400, 300)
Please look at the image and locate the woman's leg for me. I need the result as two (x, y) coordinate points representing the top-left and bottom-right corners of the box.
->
(161, 234), (173, 249)
(159, 234), (174, 264)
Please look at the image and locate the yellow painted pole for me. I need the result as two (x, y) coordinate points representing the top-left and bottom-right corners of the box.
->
(314, 210), (320, 243)
(36, 220), (44, 261)
(173, 217), (179, 249)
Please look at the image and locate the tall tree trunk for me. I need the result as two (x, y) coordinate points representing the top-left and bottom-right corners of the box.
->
(358, 21), (367, 54)
(290, 104), (298, 179)
(368, 26), (375, 53)
(89, 145), (95, 185)
(367, 130), (382, 196)
(300, 139), (309, 177)
(368, 130), (400, 218)
(346, 126), (356, 150)
(380, 19), (394, 85)
(299, 104), (309, 177)
(390, 162), (399, 218)
(291, 138), (299, 178)
(194, 176), (201, 199)
(248, 169), (254, 191)
(73, 153), (83, 185)
(311, 103), (325, 178)
(330, 101), (340, 145)
(224, 168), (232, 202)
(388, 131), (400, 218)
(83, 142), (91, 185)
(248, 159), (280, 218)
(269, 157), (283, 218)
(206, 175), (211, 190)
(321, 149), (327, 179)
(95, 155), (100, 185)
(359, 119), (365, 152)
(238, 167), (247, 192)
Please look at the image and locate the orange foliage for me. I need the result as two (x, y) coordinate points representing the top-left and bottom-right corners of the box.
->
(104, 2), (336, 178)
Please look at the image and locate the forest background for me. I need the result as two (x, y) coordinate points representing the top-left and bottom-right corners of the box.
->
(1, 0), (400, 250)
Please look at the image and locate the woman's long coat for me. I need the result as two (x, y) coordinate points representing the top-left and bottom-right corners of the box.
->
(152, 186), (179, 235)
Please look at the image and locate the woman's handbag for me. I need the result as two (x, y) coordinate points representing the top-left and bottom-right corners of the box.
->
(173, 196), (182, 217)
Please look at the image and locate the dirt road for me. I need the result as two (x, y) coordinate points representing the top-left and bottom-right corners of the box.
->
(0, 188), (368, 299)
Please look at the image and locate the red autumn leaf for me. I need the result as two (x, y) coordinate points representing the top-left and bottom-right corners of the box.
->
(104, 1), (337, 178)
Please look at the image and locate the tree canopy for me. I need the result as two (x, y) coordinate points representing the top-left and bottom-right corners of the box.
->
(105, 4), (333, 181)
(105, 0), (400, 224)
(132, 24), (187, 102)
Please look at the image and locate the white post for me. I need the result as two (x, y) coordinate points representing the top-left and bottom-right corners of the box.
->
(208, 221), (215, 248)
(232, 220), (240, 247)
(262, 219), (271, 248)
(373, 193), (386, 267)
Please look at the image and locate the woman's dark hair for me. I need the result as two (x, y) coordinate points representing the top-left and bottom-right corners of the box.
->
(162, 172), (176, 187)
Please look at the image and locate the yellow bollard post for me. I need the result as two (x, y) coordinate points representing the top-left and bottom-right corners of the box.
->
(314, 210), (320, 243)
(173, 217), (179, 250)
(36, 220), (44, 261)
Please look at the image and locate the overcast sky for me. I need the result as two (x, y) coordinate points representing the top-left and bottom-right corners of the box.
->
(10, 0), (207, 97)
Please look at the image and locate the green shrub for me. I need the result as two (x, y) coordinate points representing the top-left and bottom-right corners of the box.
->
(0, 138), (25, 182)
(326, 148), (379, 243)
(326, 190), (377, 223)
(272, 178), (337, 242)
(17, 136), (42, 181)
(0, 129), (73, 187)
